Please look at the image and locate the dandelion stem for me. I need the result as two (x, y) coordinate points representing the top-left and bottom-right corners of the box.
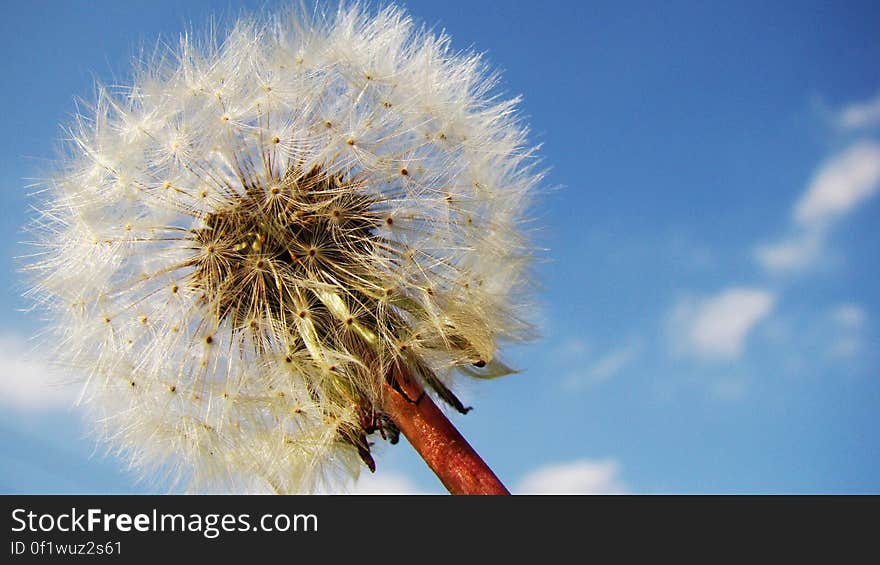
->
(384, 366), (510, 495)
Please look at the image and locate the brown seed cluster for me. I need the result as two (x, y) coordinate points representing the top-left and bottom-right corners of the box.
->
(184, 163), (469, 468)
(189, 166), (376, 330)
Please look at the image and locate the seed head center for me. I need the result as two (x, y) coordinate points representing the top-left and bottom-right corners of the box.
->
(188, 167), (379, 330)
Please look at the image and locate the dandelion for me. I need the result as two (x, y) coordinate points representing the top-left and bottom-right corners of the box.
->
(23, 3), (539, 494)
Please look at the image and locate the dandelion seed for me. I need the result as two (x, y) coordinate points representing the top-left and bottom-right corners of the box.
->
(23, 3), (539, 494)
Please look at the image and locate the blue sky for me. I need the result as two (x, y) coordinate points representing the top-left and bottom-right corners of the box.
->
(1, 0), (878, 494)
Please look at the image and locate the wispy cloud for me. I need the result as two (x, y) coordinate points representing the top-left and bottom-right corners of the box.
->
(756, 141), (880, 273)
(838, 92), (880, 130)
(346, 472), (437, 495)
(743, 95), (880, 379)
(754, 230), (822, 272)
(831, 303), (866, 329)
(670, 288), (776, 360)
(0, 333), (77, 412)
(564, 341), (640, 389)
(794, 142), (880, 226)
(828, 303), (868, 359)
(515, 458), (627, 494)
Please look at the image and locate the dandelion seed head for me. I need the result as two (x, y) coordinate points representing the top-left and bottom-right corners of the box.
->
(23, 3), (540, 493)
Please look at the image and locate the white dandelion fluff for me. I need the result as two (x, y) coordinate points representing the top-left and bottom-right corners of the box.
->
(23, 3), (540, 493)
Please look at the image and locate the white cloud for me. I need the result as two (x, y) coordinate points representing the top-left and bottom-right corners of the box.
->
(794, 142), (880, 226)
(345, 471), (436, 495)
(755, 142), (880, 273)
(839, 93), (880, 129)
(555, 336), (590, 360)
(587, 346), (638, 384)
(564, 342), (639, 389)
(318, 469), (439, 494)
(831, 303), (866, 328)
(754, 230), (822, 272)
(671, 288), (776, 359)
(0, 334), (77, 412)
(515, 458), (626, 494)
(829, 337), (862, 359)
(828, 303), (867, 360)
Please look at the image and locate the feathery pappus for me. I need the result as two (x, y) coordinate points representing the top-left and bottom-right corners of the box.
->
(23, 3), (540, 493)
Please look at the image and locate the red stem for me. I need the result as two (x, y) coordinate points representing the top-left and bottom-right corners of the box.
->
(382, 366), (510, 495)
